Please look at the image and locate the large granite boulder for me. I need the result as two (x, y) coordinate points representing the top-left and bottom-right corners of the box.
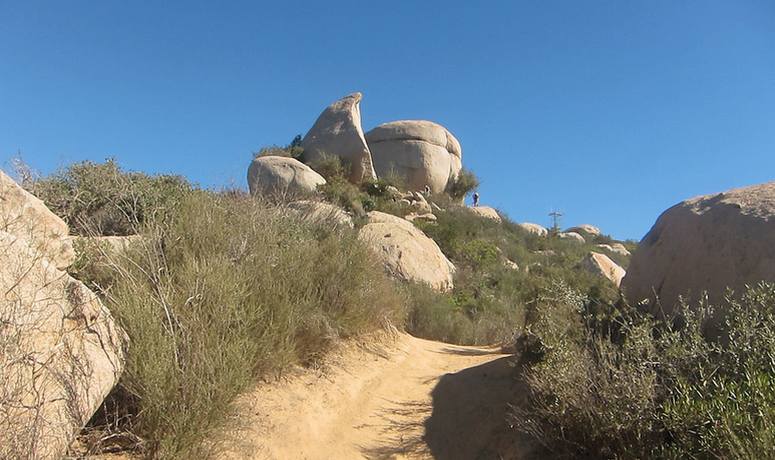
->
(0, 170), (75, 269)
(623, 182), (775, 314)
(581, 252), (626, 287)
(247, 156), (326, 198)
(468, 206), (502, 222)
(358, 211), (454, 291)
(0, 231), (127, 459)
(301, 92), (377, 183)
(366, 120), (462, 194)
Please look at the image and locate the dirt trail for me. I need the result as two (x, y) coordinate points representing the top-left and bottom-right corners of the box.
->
(221, 333), (518, 460)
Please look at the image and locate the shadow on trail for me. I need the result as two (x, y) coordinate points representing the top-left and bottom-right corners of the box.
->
(434, 346), (501, 357)
(359, 400), (431, 459)
(423, 356), (539, 460)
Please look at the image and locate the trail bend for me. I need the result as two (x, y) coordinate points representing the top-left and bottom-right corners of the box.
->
(222, 333), (520, 460)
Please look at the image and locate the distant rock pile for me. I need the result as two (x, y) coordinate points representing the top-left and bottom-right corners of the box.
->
(248, 92), (465, 201)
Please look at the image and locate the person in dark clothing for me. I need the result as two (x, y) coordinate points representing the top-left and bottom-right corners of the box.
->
(472, 192), (480, 207)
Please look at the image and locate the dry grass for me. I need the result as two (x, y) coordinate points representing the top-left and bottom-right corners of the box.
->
(76, 191), (405, 458)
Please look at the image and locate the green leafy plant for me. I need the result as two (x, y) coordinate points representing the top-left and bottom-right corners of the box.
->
(27, 159), (191, 236)
(447, 168), (479, 200)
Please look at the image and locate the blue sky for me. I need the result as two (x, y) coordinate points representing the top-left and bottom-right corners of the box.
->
(2, 1), (774, 240)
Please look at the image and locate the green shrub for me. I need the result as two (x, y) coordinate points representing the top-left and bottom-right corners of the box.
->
(27, 159), (191, 236)
(80, 191), (405, 458)
(405, 283), (523, 345)
(447, 168), (479, 200)
(253, 134), (304, 160)
(512, 282), (775, 459)
(406, 205), (619, 346)
(306, 152), (348, 182)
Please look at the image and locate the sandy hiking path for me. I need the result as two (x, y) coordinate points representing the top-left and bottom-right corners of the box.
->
(220, 332), (518, 460)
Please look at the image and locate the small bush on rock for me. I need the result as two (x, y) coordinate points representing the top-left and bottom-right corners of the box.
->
(447, 168), (479, 200)
(253, 134), (304, 160)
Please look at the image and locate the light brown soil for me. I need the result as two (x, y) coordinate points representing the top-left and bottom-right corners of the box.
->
(219, 332), (518, 460)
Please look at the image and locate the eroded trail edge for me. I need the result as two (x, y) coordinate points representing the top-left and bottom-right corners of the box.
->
(221, 333), (517, 460)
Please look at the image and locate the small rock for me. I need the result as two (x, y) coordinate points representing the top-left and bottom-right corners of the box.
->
(558, 232), (586, 243)
(581, 252), (626, 287)
(517, 222), (548, 237)
(467, 206), (502, 222)
(565, 224), (601, 236)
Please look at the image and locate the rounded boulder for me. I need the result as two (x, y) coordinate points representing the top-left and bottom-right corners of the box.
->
(358, 211), (455, 291)
(623, 182), (775, 314)
(247, 156), (326, 198)
(366, 120), (462, 194)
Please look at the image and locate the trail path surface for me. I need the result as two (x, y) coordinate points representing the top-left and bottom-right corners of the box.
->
(222, 333), (518, 460)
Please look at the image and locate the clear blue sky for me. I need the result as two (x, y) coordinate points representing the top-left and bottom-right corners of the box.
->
(2, 1), (774, 240)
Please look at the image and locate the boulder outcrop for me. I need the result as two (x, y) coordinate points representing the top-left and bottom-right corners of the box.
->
(558, 232), (585, 243)
(288, 200), (353, 229)
(596, 243), (631, 257)
(0, 170), (75, 269)
(622, 182), (775, 314)
(248, 156), (326, 198)
(358, 211), (454, 291)
(517, 222), (548, 237)
(0, 231), (127, 459)
(468, 206), (501, 222)
(366, 120), (462, 194)
(565, 224), (601, 236)
(301, 93), (377, 183)
(581, 252), (626, 287)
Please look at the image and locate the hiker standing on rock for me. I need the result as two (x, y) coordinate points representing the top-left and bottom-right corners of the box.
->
(473, 192), (480, 207)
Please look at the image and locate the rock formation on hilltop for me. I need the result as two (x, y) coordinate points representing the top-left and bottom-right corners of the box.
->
(301, 92), (377, 183)
(623, 181), (775, 315)
(366, 120), (463, 194)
